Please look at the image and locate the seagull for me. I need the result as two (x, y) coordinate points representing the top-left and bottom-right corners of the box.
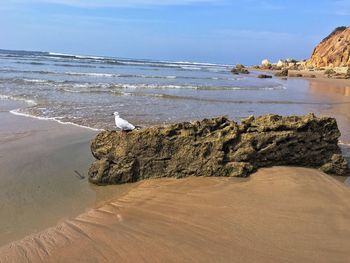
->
(113, 112), (135, 131)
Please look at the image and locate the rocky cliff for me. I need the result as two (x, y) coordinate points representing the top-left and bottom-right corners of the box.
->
(88, 114), (349, 185)
(308, 26), (350, 67)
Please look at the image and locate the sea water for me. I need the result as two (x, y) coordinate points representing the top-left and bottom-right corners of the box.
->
(1, 49), (350, 134)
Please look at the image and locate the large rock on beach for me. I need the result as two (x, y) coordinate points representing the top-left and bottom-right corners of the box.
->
(88, 114), (349, 185)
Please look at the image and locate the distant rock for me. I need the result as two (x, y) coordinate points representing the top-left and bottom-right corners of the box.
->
(261, 59), (271, 67)
(231, 64), (250, 74)
(308, 26), (350, 67)
(88, 114), (349, 185)
(307, 74), (317, 78)
(276, 60), (286, 68)
(289, 73), (303, 78)
(257, 74), (272, 79)
(324, 69), (336, 77)
(275, 69), (288, 77)
(231, 68), (239, 74)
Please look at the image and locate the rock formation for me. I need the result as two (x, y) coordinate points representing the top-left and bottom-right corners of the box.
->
(231, 64), (250, 74)
(261, 59), (271, 67)
(308, 26), (350, 67)
(88, 114), (349, 185)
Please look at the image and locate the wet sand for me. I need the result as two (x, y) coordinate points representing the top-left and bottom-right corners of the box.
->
(0, 100), (135, 246)
(252, 70), (350, 142)
(0, 167), (350, 263)
(306, 78), (350, 143)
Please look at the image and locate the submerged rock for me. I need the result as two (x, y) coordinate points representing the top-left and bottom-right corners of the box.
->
(88, 114), (349, 185)
(257, 74), (272, 79)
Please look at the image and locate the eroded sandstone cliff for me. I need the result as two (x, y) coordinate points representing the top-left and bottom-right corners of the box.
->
(88, 114), (349, 185)
(308, 26), (350, 67)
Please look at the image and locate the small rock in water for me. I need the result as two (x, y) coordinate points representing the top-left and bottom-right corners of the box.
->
(257, 74), (272, 79)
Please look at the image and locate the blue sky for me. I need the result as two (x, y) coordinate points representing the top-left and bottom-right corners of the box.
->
(0, 0), (349, 64)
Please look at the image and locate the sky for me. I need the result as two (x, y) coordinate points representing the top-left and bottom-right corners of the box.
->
(0, 0), (349, 64)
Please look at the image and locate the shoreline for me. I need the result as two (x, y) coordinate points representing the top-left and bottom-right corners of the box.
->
(0, 100), (135, 246)
(250, 67), (350, 84)
(0, 94), (103, 132)
(9, 108), (103, 132)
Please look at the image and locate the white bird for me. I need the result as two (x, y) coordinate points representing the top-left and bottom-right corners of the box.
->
(113, 112), (135, 131)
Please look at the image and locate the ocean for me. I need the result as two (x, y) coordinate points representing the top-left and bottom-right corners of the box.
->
(1, 49), (350, 133)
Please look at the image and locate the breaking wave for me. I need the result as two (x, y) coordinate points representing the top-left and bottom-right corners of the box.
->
(0, 94), (37, 106)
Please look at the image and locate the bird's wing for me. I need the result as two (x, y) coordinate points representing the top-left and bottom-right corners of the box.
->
(115, 117), (135, 130)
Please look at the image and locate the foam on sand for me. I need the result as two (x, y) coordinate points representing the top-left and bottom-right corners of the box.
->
(9, 109), (103, 132)
(1, 93), (102, 131)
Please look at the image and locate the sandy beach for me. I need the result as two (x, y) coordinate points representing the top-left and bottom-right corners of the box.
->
(0, 167), (350, 262)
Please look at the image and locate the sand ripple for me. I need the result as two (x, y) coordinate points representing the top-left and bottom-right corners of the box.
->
(1, 167), (350, 263)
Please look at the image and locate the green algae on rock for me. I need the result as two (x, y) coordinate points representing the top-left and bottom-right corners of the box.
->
(88, 114), (349, 185)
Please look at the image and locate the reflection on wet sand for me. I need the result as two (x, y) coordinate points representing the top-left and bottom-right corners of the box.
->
(308, 79), (350, 143)
(309, 79), (350, 97)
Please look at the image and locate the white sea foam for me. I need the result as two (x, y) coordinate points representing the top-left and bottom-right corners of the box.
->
(262, 85), (286, 90)
(49, 52), (232, 68)
(0, 94), (37, 106)
(1, 93), (102, 131)
(65, 72), (116, 77)
(180, 66), (202, 70)
(160, 60), (232, 67)
(9, 109), (103, 131)
(49, 52), (105, 60)
(59, 83), (287, 92)
(338, 140), (350, 146)
(62, 88), (81, 93)
(118, 84), (201, 90)
(22, 79), (49, 83)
